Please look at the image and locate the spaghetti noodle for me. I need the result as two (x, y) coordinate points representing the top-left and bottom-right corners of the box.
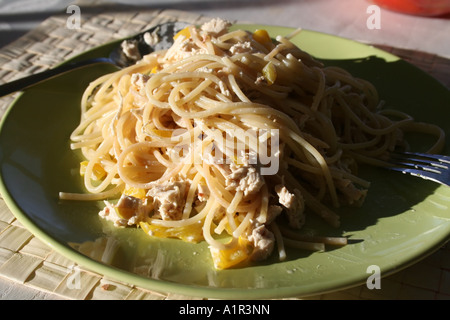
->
(59, 19), (445, 269)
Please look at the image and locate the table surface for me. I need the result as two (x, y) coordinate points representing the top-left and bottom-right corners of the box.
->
(1, 0), (449, 58)
(0, 0), (449, 300)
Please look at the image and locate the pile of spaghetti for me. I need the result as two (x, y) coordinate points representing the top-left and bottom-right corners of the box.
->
(60, 19), (444, 269)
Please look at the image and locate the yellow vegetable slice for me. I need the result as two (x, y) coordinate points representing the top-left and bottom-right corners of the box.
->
(262, 61), (277, 85)
(209, 237), (252, 270)
(252, 29), (271, 47)
(173, 27), (191, 40)
(139, 221), (204, 243)
(123, 186), (147, 200)
(79, 161), (106, 180)
(150, 66), (159, 74)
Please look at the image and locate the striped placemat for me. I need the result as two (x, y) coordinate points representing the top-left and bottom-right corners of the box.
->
(0, 5), (449, 300)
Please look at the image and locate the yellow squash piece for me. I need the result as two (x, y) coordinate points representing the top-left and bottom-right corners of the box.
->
(123, 186), (147, 200)
(252, 29), (272, 48)
(210, 237), (252, 270)
(79, 161), (106, 180)
(139, 221), (204, 243)
(173, 27), (191, 40)
(150, 66), (159, 74)
(262, 61), (277, 85)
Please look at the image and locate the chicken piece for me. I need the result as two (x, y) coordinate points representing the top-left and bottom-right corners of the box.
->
(129, 73), (151, 109)
(266, 205), (283, 224)
(275, 185), (306, 229)
(99, 194), (147, 227)
(248, 225), (275, 261)
(130, 73), (150, 92)
(276, 185), (295, 208)
(200, 18), (231, 37)
(225, 162), (264, 197)
(166, 38), (208, 61)
(197, 183), (210, 202)
(143, 30), (159, 46)
(121, 39), (141, 61)
(146, 180), (188, 221)
(229, 41), (253, 54)
(202, 150), (263, 197)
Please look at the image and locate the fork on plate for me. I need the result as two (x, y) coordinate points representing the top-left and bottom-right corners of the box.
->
(0, 22), (188, 98)
(384, 151), (450, 186)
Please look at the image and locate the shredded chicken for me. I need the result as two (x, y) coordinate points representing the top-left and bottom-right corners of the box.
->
(276, 185), (295, 208)
(229, 41), (253, 54)
(129, 73), (150, 108)
(197, 183), (210, 202)
(202, 150), (264, 197)
(165, 36), (208, 61)
(200, 18), (231, 36)
(143, 29), (159, 46)
(266, 205), (283, 224)
(248, 225), (275, 261)
(99, 194), (147, 227)
(225, 162), (264, 197)
(146, 179), (188, 220)
(131, 73), (150, 92)
(275, 185), (306, 229)
(121, 39), (141, 61)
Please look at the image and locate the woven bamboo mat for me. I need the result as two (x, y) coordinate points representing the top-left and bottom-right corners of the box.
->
(0, 5), (449, 300)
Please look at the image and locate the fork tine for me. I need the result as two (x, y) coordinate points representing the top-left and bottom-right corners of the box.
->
(389, 157), (445, 174)
(392, 152), (450, 166)
(386, 166), (447, 186)
(385, 151), (450, 186)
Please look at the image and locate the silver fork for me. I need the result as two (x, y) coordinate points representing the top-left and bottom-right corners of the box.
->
(0, 21), (188, 98)
(385, 151), (450, 186)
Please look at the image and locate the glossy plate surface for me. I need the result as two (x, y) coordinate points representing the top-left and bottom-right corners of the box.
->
(0, 24), (449, 299)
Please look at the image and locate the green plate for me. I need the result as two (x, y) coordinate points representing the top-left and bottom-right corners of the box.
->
(0, 24), (449, 300)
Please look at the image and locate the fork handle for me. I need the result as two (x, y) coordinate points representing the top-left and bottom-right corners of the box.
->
(0, 57), (114, 98)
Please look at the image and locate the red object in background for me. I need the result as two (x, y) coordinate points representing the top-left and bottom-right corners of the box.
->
(373, 0), (450, 16)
